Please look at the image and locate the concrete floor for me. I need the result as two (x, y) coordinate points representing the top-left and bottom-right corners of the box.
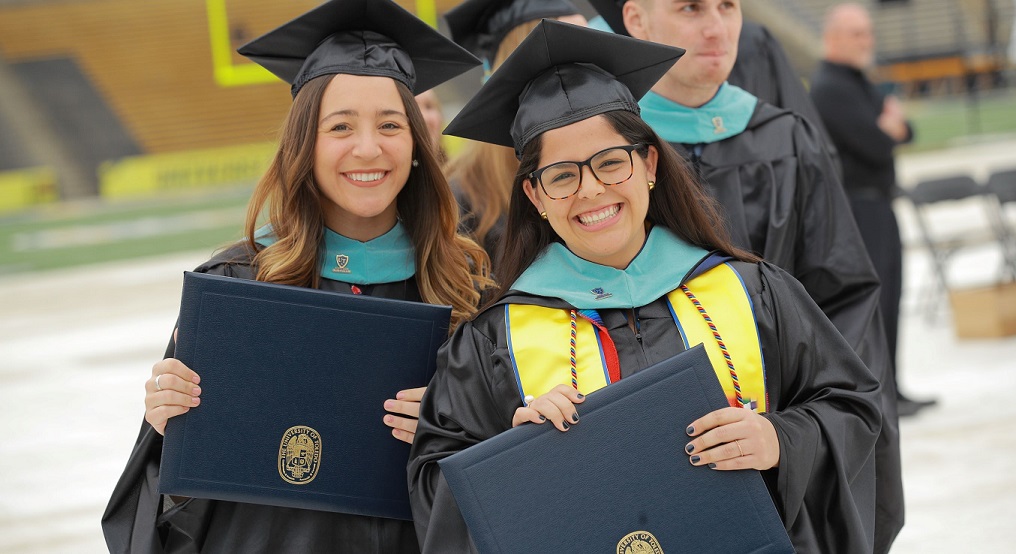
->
(1, 140), (1015, 552)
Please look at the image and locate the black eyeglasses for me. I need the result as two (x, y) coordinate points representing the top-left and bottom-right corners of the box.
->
(528, 143), (647, 200)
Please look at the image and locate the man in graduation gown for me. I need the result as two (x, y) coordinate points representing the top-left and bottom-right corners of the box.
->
(810, 2), (935, 419)
(588, 1), (903, 551)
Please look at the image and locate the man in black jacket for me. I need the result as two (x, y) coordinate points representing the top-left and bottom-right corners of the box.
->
(810, 2), (937, 419)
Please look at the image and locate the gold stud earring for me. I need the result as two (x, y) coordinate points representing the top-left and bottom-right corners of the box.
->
(540, 211), (548, 220)
(648, 180), (655, 191)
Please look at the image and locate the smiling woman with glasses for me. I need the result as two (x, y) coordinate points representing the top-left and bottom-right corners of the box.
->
(409, 21), (883, 554)
(529, 143), (647, 200)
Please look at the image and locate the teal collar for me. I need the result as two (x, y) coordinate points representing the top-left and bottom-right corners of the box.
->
(254, 222), (416, 284)
(511, 227), (709, 309)
(639, 83), (757, 144)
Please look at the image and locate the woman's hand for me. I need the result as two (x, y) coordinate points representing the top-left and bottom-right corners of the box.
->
(511, 384), (585, 432)
(384, 387), (425, 445)
(684, 407), (780, 470)
(145, 357), (202, 436)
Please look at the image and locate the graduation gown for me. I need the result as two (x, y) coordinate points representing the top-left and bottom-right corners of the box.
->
(652, 96), (903, 552)
(101, 241), (421, 554)
(409, 233), (882, 553)
(729, 21), (840, 176)
(810, 60), (913, 394)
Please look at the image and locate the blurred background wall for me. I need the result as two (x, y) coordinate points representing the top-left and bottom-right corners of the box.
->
(0, 0), (1013, 273)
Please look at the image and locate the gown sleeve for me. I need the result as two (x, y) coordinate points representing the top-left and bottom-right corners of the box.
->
(754, 262), (883, 553)
(100, 249), (253, 554)
(790, 115), (882, 354)
(790, 117), (905, 553)
(408, 314), (520, 553)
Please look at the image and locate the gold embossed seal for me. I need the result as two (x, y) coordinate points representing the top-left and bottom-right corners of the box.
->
(616, 530), (664, 554)
(278, 425), (322, 484)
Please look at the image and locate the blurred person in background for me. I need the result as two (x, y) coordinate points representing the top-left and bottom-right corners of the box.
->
(443, 0), (587, 265)
(415, 89), (447, 162)
(588, 1), (903, 551)
(810, 2), (935, 418)
(101, 1), (490, 552)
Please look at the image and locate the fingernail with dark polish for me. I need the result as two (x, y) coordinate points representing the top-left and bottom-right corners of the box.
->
(708, 463), (717, 469)
(539, 415), (546, 422)
(685, 443), (695, 454)
(686, 425), (695, 435)
(571, 413), (579, 423)
(690, 455), (700, 464)
(562, 422), (570, 430)
(576, 393), (585, 400)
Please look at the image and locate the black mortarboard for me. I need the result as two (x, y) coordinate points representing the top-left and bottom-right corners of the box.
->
(445, 0), (580, 63)
(237, 0), (480, 98)
(587, 0), (631, 36)
(443, 20), (683, 157)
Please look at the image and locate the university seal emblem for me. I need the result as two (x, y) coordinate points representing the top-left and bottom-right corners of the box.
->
(278, 425), (322, 484)
(591, 287), (613, 301)
(617, 531), (664, 554)
(332, 254), (351, 273)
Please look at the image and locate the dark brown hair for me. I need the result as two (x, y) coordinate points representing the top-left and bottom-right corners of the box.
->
(485, 109), (758, 309)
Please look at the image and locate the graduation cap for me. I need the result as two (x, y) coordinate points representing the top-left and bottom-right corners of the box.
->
(237, 0), (480, 98)
(445, 0), (581, 63)
(443, 20), (683, 157)
(586, 0), (631, 36)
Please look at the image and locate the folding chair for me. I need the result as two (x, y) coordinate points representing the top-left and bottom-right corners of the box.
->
(985, 169), (1016, 279)
(906, 174), (991, 319)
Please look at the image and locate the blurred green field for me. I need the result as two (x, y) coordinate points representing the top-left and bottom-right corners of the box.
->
(0, 187), (252, 275)
(903, 88), (1016, 152)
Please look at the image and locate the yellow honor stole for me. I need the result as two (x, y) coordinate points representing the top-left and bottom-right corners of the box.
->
(505, 262), (768, 412)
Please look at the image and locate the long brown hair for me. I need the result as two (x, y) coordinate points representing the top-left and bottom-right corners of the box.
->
(486, 110), (759, 309)
(444, 20), (542, 254)
(244, 74), (492, 330)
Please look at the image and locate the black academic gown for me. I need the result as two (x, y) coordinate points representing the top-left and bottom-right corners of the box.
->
(409, 260), (882, 554)
(730, 22), (826, 140)
(101, 243), (421, 554)
(670, 102), (904, 552)
(810, 60), (913, 394)
(729, 21), (840, 175)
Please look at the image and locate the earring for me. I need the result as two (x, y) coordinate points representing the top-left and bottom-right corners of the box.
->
(648, 180), (655, 191)
(540, 211), (548, 220)
(411, 159), (419, 167)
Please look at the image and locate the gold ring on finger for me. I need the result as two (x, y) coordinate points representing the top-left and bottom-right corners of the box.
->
(735, 439), (744, 457)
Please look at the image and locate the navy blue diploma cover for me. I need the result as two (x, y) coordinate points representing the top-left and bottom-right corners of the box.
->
(439, 345), (794, 553)
(160, 271), (450, 520)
